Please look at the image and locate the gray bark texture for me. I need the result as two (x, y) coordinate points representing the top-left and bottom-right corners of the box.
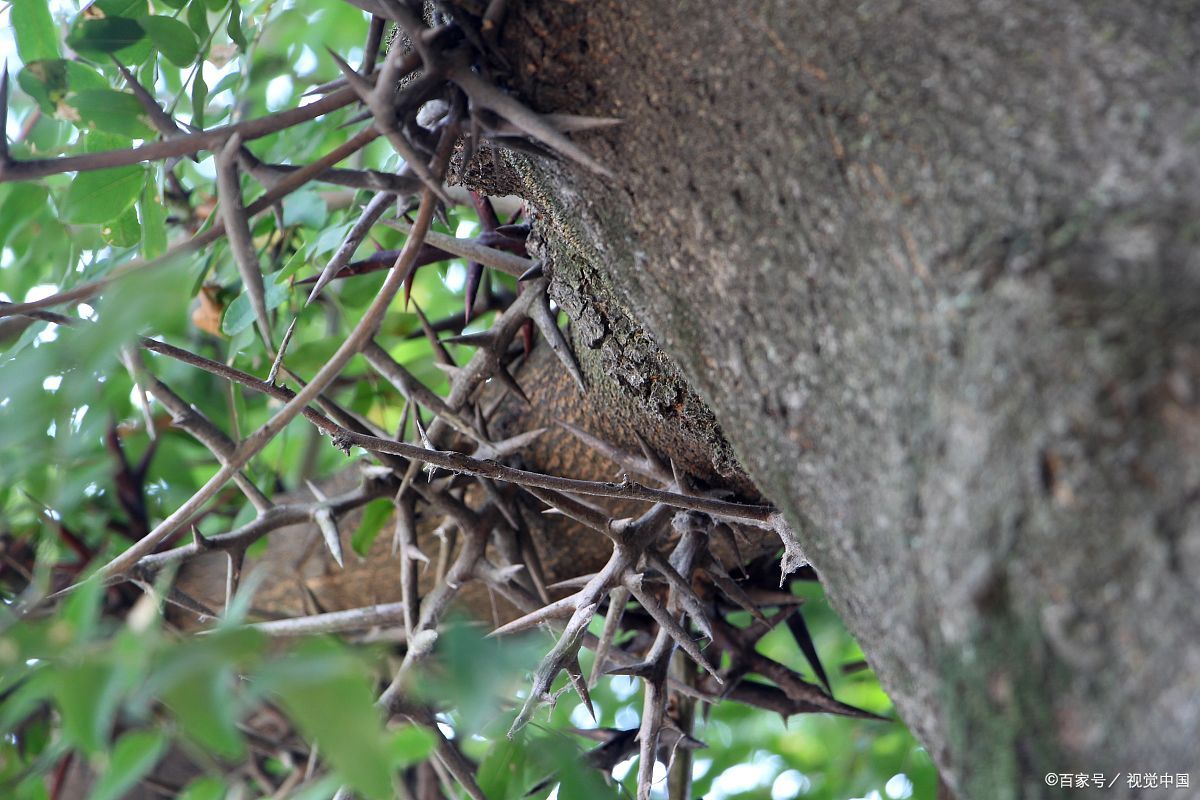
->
(476, 1), (1200, 797)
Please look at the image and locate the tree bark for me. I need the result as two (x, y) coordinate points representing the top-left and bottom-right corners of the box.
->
(483, 1), (1200, 797)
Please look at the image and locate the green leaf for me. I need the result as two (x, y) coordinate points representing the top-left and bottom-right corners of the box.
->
(141, 15), (199, 67)
(61, 166), (144, 225)
(282, 190), (328, 229)
(221, 275), (288, 336)
(478, 736), (534, 800)
(389, 725), (435, 768)
(60, 574), (105, 641)
(178, 777), (225, 800)
(255, 641), (395, 800)
(66, 17), (146, 55)
(139, 183), (168, 258)
(102, 205), (142, 247)
(17, 60), (108, 114)
(161, 663), (245, 759)
(0, 184), (51, 247)
(226, 0), (247, 50)
(186, 0), (210, 41)
(95, 0), (149, 16)
(89, 730), (168, 800)
(54, 661), (124, 753)
(12, 0), (60, 63)
(64, 89), (155, 138)
(351, 498), (393, 557)
(191, 71), (208, 130)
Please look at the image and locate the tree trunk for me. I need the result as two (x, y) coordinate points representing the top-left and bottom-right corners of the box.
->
(481, 2), (1200, 797)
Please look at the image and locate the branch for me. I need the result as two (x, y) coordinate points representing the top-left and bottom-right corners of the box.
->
(0, 88), (359, 182)
(0, 128), (381, 320)
(94, 189), (438, 581)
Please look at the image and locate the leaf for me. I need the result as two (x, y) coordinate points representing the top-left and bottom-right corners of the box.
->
(0, 184), (51, 247)
(178, 777), (225, 800)
(65, 89), (155, 138)
(60, 574), (105, 641)
(389, 725), (435, 768)
(351, 498), (393, 557)
(61, 166), (144, 225)
(191, 70), (208, 130)
(478, 736), (533, 800)
(139, 182), (167, 258)
(255, 642), (395, 800)
(12, 0), (60, 63)
(53, 661), (124, 753)
(102, 204), (142, 247)
(186, 0), (210, 41)
(141, 15), (199, 67)
(161, 663), (245, 759)
(66, 17), (146, 55)
(94, 0), (149, 16)
(17, 60), (108, 114)
(282, 190), (328, 229)
(221, 275), (288, 336)
(88, 729), (169, 800)
(226, 0), (247, 50)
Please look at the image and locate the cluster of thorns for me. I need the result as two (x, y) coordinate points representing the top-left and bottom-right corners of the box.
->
(0, 2), (882, 798)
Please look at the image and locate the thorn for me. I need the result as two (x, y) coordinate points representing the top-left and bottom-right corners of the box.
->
(307, 479), (344, 568)
(705, 560), (771, 628)
(325, 47), (377, 98)
(493, 364), (530, 405)
(530, 291), (585, 392)
(603, 661), (654, 680)
(590, 586), (629, 687)
(488, 595), (578, 637)
(306, 193), (392, 306)
(712, 522), (748, 578)
(472, 427), (547, 460)
(508, 601), (599, 737)
(468, 189), (501, 230)
(644, 550), (714, 640)
(555, 419), (666, 482)
(566, 656), (595, 722)
(441, 330), (496, 348)
(265, 316), (298, 385)
(625, 573), (722, 682)
(451, 67), (617, 178)
(518, 261), (544, 281)
(412, 300), (456, 367)
(191, 525), (211, 550)
(494, 223), (531, 240)
(520, 318), (534, 358)
(545, 573), (599, 592)
(464, 262), (483, 324)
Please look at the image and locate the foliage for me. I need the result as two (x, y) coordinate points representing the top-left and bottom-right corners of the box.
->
(0, 1), (935, 798)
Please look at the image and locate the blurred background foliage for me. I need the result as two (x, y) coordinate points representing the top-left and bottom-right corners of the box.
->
(0, 0), (937, 796)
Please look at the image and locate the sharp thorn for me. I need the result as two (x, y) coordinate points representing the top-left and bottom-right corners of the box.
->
(518, 261), (544, 281)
